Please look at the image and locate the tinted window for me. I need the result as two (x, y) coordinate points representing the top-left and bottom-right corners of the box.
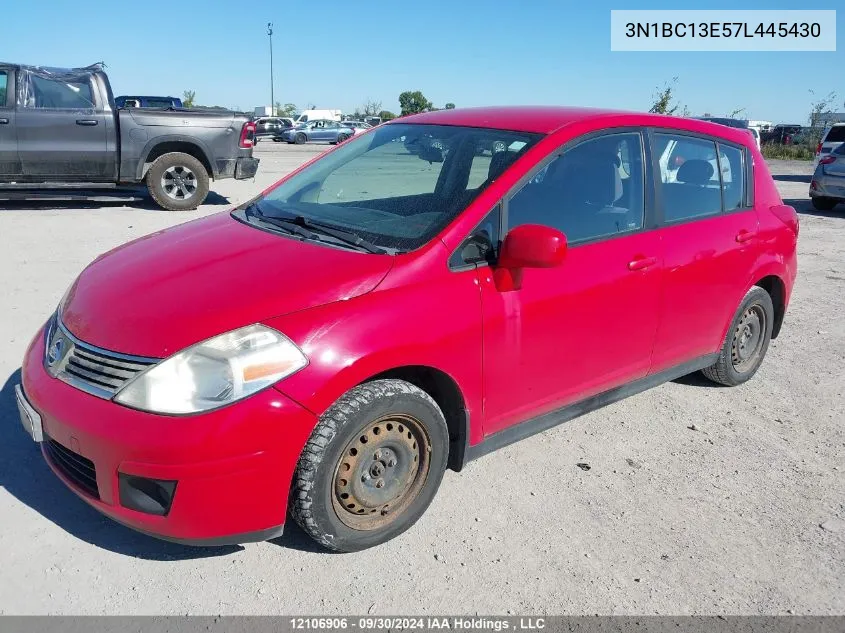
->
(719, 144), (745, 211)
(826, 125), (845, 143)
(144, 98), (175, 108)
(507, 133), (644, 244)
(655, 134), (722, 222)
(29, 75), (94, 109)
(0, 71), (8, 107)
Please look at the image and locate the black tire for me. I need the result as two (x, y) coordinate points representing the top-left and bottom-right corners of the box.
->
(145, 152), (209, 211)
(702, 286), (774, 387)
(290, 379), (449, 552)
(294, 133), (307, 145)
(811, 196), (838, 211)
(336, 133), (349, 143)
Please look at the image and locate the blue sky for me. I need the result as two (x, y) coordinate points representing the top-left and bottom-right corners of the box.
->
(3, 0), (841, 122)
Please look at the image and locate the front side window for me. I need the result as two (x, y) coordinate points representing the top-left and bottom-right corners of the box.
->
(27, 75), (94, 109)
(239, 123), (542, 252)
(507, 132), (645, 244)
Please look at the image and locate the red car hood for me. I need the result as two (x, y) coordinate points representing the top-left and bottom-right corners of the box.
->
(61, 212), (393, 358)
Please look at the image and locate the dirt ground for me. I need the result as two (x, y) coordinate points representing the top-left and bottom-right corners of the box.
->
(0, 144), (842, 615)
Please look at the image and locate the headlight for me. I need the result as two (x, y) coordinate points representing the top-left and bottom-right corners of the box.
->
(114, 324), (307, 415)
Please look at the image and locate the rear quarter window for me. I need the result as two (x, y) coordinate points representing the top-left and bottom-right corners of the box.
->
(824, 126), (845, 143)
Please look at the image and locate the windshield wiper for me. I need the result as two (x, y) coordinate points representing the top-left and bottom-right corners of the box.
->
(244, 203), (318, 241)
(274, 214), (387, 254)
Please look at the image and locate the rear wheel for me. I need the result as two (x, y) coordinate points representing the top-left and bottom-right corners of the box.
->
(145, 152), (209, 211)
(336, 133), (349, 143)
(811, 196), (838, 211)
(290, 379), (449, 552)
(294, 133), (307, 145)
(702, 286), (774, 386)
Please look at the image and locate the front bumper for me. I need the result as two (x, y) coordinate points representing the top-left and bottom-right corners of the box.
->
(20, 326), (317, 545)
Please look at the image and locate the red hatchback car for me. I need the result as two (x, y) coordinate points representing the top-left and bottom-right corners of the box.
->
(16, 107), (798, 552)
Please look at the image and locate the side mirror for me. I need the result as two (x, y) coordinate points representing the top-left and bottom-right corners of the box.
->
(495, 224), (567, 291)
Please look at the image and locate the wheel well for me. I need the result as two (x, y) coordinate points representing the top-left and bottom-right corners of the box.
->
(369, 366), (469, 472)
(755, 275), (786, 339)
(143, 142), (213, 179)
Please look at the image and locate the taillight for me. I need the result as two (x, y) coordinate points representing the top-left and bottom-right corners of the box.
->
(816, 142), (823, 155)
(819, 155), (836, 165)
(770, 204), (799, 236)
(239, 121), (256, 149)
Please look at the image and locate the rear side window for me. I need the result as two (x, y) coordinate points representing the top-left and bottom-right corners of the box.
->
(655, 134), (722, 222)
(0, 71), (7, 107)
(825, 126), (845, 143)
(507, 132), (645, 244)
(719, 144), (745, 211)
(28, 75), (94, 109)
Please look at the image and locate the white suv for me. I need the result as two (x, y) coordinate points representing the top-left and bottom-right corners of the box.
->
(815, 123), (845, 169)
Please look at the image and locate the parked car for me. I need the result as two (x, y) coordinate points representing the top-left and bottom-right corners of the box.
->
(761, 124), (802, 145)
(115, 95), (183, 109)
(341, 120), (373, 135)
(281, 120), (354, 144)
(0, 63), (258, 211)
(254, 117), (294, 142)
(809, 142), (845, 210)
(813, 123), (845, 169)
(292, 109), (342, 124)
(16, 106), (797, 552)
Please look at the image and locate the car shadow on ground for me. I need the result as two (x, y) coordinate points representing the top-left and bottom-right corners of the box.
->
(784, 198), (845, 219)
(0, 190), (230, 212)
(772, 174), (812, 184)
(0, 369), (243, 560)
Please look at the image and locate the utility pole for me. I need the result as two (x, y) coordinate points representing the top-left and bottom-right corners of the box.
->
(267, 22), (275, 115)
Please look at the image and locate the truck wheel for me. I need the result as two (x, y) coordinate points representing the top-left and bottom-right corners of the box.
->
(702, 286), (774, 387)
(811, 197), (837, 211)
(290, 379), (449, 552)
(146, 152), (209, 211)
(294, 133), (307, 145)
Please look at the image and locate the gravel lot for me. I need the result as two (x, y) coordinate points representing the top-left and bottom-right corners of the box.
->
(0, 144), (843, 615)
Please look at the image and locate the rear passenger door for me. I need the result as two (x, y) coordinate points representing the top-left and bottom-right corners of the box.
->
(16, 72), (111, 180)
(648, 131), (759, 373)
(0, 66), (22, 178)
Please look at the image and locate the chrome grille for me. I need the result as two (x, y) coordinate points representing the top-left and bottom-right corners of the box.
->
(44, 317), (159, 399)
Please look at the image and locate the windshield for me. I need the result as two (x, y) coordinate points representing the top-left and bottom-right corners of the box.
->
(236, 123), (543, 252)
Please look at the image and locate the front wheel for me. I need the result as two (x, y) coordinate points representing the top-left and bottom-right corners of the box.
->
(702, 286), (774, 386)
(811, 196), (838, 211)
(290, 379), (449, 552)
(145, 152), (209, 211)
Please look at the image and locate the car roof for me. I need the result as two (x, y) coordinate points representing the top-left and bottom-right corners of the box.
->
(391, 106), (754, 143)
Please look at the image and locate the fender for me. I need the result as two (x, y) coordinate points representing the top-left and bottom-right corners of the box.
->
(716, 254), (789, 346)
(262, 272), (484, 447)
(132, 134), (216, 181)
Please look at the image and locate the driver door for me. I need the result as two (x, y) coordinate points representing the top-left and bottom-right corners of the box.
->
(478, 131), (663, 435)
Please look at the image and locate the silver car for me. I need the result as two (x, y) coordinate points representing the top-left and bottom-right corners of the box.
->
(809, 143), (845, 211)
(282, 120), (354, 145)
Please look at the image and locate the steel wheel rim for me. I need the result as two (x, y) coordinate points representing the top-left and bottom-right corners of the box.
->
(331, 414), (431, 531)
(731, 304), (766, 372)
(161, 166), (198, 201)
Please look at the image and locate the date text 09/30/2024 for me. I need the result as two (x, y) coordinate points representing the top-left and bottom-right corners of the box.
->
(289, 617), (547, 631)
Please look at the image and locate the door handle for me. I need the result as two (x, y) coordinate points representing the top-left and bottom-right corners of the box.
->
(76, 119), (98, 126)
(735, 229), (757, 243)
(628, 256), (657, 271)
(0, 118), (8, 124)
